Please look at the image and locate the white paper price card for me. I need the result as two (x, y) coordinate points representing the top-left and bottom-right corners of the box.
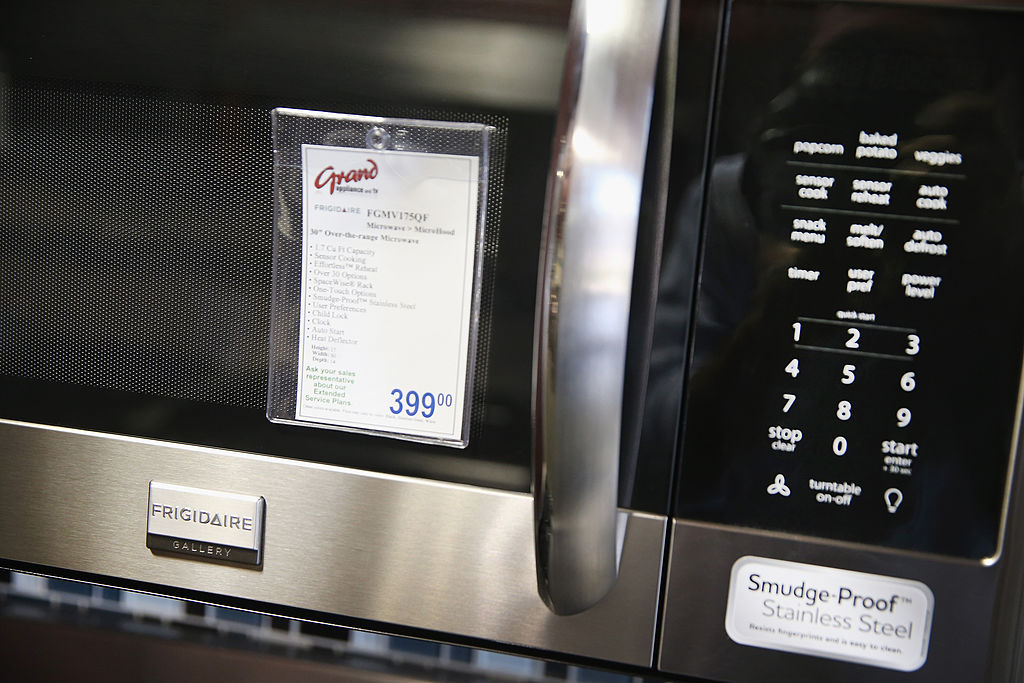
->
(296, 143), (480, 444)
(725, 556), (934, 671)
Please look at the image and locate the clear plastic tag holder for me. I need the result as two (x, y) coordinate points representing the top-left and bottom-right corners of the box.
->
(267, 109), (495, 448)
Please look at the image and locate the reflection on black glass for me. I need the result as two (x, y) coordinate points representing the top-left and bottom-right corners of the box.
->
(670, 2), (1024, 558)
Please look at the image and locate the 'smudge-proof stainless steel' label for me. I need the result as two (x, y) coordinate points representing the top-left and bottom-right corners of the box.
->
(725, 556), (933, 671)
(147, 482), (265, 567)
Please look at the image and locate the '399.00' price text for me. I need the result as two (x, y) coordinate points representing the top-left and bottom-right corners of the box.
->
(389, 389), (454, 419)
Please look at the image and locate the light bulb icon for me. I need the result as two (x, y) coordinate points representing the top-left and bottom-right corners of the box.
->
(884, 488), (904, 514)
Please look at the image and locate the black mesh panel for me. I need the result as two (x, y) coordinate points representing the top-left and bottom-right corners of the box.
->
(0, 84), (274, 407)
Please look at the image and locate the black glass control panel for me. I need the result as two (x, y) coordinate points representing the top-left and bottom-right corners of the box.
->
(677, 0), (1024, 558)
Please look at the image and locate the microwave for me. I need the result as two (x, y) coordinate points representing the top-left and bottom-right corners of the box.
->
(3, 0), (1024, 680)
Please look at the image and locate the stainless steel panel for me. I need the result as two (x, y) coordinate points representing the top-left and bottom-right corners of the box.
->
(0, 420), (665, 666)
(659, 520), (1004, 681)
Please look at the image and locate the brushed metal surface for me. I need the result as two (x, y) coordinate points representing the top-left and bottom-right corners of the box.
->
(533, 0), (668, 616)
(0, 420), (665, 666)
(660, 520), (1004, 682)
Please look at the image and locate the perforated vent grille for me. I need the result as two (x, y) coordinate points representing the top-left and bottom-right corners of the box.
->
(0, 85), (279, 408)
(0, 84), (509, 415)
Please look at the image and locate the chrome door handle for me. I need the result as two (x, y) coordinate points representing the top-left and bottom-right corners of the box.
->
(533, 0), (668, 615)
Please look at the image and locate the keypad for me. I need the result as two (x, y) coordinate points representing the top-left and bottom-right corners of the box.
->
(677, 122), (1024, 558)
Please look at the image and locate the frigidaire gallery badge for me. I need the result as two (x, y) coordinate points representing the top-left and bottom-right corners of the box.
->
(146, 482), (266, 567)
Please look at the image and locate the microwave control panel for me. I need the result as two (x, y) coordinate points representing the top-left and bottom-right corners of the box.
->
(676, 0), (1024, 559)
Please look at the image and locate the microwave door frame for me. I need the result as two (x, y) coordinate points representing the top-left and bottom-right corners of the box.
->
(0, 419), (666, 666)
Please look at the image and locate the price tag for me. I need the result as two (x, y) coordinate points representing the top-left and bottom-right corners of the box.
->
(294, 143), (480, 444)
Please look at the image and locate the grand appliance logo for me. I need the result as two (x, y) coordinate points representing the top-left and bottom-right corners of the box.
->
(314, 159), (379, 194)
(150, 502), (255, 531)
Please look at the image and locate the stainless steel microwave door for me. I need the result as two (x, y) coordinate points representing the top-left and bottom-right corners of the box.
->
(0, 0), (675, 671)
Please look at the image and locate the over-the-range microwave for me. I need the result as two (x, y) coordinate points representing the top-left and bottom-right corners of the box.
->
(3, 0), (1024, 680)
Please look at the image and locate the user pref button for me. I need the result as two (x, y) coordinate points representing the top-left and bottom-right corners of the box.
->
(146, 482), (265, 567)
(725, 556), (933, 671)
